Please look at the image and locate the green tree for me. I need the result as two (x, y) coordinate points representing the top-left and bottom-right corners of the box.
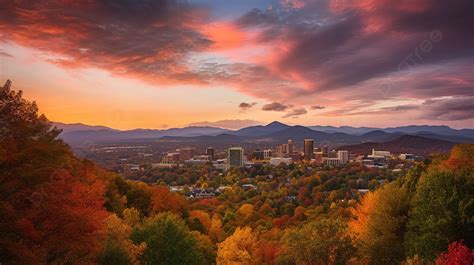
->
(131, 212), (203, 265)
(282, 218), (354, 265)
(98, 215), (145, 265)
(406, 145), (474, 260)
(97, 241), (132, 265)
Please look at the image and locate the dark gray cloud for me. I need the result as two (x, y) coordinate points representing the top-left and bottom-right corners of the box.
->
(322, 102), (420, 117)
(283, 108), (307, 118)
(310, 105), (325, 110)
(381, 105), (419, 111)
(236, 0), (474, 102)
(261, 102), (289, 111)
(238, 102), (257, 110)
(420, 97), (474, 121)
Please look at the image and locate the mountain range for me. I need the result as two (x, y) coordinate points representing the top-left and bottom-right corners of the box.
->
(54, 121), (474, 149)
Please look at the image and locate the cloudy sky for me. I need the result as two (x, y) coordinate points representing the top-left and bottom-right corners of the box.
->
(0, 0), (473, 129)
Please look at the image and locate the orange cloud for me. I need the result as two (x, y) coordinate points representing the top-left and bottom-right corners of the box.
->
(201, 22), (248, 50)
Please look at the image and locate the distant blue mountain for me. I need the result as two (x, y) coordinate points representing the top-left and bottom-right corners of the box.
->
(309, 125), (378, 135)
(340, 135), (458, 156)
(230, 121), (291, 137)
(52, 122), (117, 133)
(56, 123), (231, 144)
(54, 120), (473, 146)
(381, 125), (474, 138)
(310, 124), (474, 138)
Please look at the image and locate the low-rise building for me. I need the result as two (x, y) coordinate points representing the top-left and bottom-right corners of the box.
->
(323, 157), (341, 166)
(270, 157), (293, 166)
(370, 149), (391, 158)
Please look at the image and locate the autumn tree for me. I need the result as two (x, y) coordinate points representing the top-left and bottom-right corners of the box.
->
(216, 226), (260, 264)
(281, 218), (354, 265)
(237, 203), (255, 222)
(98, 215), (145, 265)
(131, 212), (204, 265)
(209, 215), (225, 243)
(349, 183), (410, 264)
(406, 145), (474, 260)
(151, 186), (188, 215)
(123, 207), (141, 227)
(126, 182), (153, 216)
(189, 210), (212, 233)
(435, 241), (474, 265)
(191, 231), (217, 265)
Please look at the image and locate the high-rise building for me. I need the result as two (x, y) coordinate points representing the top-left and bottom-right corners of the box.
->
(322, 145), (329, 156)
(228, 147), (244, 167)
(287, 139), (293, 154)
(276, 144), (288, 157)
(206, 147), (215, 161)
(338, 150), (349, 164)
(303, 139), (314, 160)
(263, 149), (272, 160)
(252, 149), (265, 161)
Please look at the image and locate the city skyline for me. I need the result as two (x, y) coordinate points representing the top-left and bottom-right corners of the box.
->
(0, 0), (473, 130)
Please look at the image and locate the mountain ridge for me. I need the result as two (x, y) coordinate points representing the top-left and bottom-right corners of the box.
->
(54, 121), (474, 146)
(340, 135), (457, 156)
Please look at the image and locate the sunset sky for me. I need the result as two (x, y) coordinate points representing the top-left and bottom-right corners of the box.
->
(0, 0), (473, 130)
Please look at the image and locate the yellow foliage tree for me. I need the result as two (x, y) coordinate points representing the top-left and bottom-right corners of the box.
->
(123, 207), (141, 227)
(98, 215), (146, 265)
(349, 183), (410, 264)
(237, 204), (254, 221)
(209, 215), (225, 243)
(190, 231), (217, 264)
(216, 227), (259, 265)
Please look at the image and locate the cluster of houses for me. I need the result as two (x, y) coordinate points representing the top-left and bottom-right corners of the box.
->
(169, 184), (257, 199)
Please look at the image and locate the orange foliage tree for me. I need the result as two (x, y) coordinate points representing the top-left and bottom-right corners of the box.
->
(349, 183), (410, 264)
(216, 227), (260, 264)
(151, 186), (188, 215)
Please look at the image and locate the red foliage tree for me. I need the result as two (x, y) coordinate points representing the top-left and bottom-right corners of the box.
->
(151, 186), (188, 215)
(436, 241), (474, 265)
